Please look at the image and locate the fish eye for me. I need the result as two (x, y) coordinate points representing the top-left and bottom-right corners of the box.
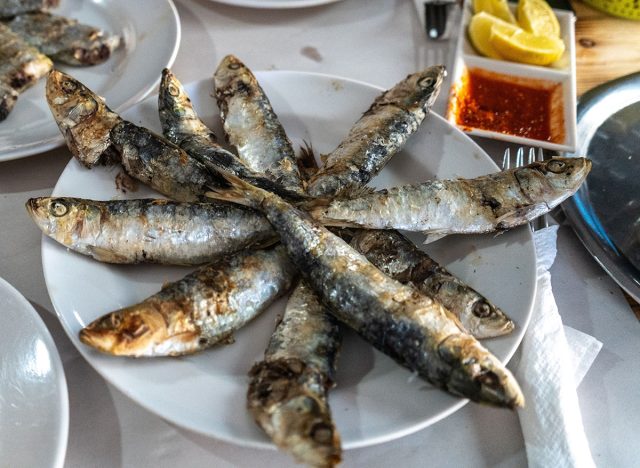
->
(69, 96), (98, 120)
(418, 76), (434, 88)
(168, 84), (180, 97)
(61, 80), (77, 93)
(50, 201), (68, 217)
(228, 62), (241, 70)
(546, 160), (567, 173)
(472, 300), (493, 318)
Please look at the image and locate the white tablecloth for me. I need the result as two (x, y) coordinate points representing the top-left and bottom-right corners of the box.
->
(1, 0), (639, 466)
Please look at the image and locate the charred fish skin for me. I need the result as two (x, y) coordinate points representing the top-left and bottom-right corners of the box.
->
(158, 69), (308, 202)
(248, 282), (342, 467)
(0, 23), (52, 121)
(110, 120), (224, 202)
(46, 70), (223, 202)
(5, 12), (120, 66)
(0, 0), (58, 18)
(208, 174), (524, 409)
(349, 229), (514, 339)
(311, 158), (592, 234)
(214, 55), (305, 197)
(26, 197), (276, 265)
(79, 245), (296, 357)
(306, 66), (445, 197)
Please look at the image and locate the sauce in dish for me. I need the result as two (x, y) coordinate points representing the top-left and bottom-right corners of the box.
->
(449, 67), (565, 143)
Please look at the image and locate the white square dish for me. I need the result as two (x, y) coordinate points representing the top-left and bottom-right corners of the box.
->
(447, 1), (577, 152)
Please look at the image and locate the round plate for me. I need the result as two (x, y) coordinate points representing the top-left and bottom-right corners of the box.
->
(42, 71), (536, 449)
(206, 0), (343, 8)
(563, 72), (640, 302)
(0, 0), (180, 162)
(0, 277), (69, 468)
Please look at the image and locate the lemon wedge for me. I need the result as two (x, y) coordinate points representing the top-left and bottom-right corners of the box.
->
(473, 0), (517, 24)
(468, 12), (520, 59)
(517, 0), (561, 37)
(490, 24), (565, 65)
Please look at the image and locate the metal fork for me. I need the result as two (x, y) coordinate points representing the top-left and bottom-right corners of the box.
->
(502, 147), (549, 231)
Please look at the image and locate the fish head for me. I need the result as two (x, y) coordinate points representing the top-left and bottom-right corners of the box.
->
(79, 304), (203, 357)
(378, 65), (446, 112)
(462, 299), (515, 339)
(26, 197), (89, 242)
(46, 70), (121, 167)
(516, 157), (592, 208)
(158, 68), (212, 141)
(214, 55), (252, 93)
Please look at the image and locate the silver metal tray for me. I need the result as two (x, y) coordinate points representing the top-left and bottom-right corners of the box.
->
(563, 73), (640, 303)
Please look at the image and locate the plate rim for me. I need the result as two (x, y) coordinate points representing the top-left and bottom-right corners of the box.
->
(42, 70), (536, 450)
(0, 276), (69, 468)
(0, 0), (181, 162)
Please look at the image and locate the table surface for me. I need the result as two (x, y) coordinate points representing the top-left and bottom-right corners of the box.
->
(1, 1), (639, 467)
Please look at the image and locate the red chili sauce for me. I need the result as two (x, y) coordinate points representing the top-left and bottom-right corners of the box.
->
(453, 68), (561, 142)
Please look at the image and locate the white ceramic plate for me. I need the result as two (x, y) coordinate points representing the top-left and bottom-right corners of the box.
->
(448, 1), (577, 152)
(206, 0), (343, 8)
(42, 71), (536, 449)
(0, 0), (180, 162)
(0, 277), (69, 468)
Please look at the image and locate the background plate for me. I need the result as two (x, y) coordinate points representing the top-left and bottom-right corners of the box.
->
(42, 71), (536, 449)
(0, 0), (180, 161)
(0, 277), (69, 468)
(206, 0), (343, 8)
(563, 72), (640, 302)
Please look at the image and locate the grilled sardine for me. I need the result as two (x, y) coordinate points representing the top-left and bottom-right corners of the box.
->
(79, 245), (296, 357)
(248, 281), (342, 467)
(0, 23), (52, 121)
(5, 12), (120, 66)
(208, 173), (524, 408)
(26, 197), (276, 265)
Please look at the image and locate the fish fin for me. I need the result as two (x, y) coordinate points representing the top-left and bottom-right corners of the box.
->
(421, 232), (448, 244)
(87, 246), (130, 263)
(296, 140), (320, 181)
(333, 184), (375, 200)
(495, 204), (549, 229)
(205, 169), (268, 209)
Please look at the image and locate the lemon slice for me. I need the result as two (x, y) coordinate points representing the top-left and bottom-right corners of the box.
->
(468, 12), (521, 59)
(490, 24), (565, 65)
(473, 0), (517, 24)
(517, 0), (561, 37)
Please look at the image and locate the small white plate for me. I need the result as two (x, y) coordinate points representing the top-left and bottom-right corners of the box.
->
(205, 0), (343, 8)
(0, 277), (69, 468)
(42, 72), (536, 449)
(448, 1), (577, 152)
(0, 0), (180, 162)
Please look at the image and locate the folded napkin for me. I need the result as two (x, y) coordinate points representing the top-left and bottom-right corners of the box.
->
(516, 225), (602, 468)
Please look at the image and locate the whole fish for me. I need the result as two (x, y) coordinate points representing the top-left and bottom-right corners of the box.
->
(26, 197), (276, 265)
(208, 173), (524, 408)
(0, 0), (58, 18)
(248, 282), (342, 468)
(79, 245), (296, 357)
(349, 229), (514, 339)
(214, 54), (305, 197)
(158, 68), (307, 201)
(306, 66), (445, 197)
(5, 12), (120, 66)
(0, 23), (52, 120)
(46, 70), (223, 202)
(310, 158), (592, 235)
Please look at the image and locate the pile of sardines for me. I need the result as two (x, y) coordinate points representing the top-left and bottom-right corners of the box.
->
(0, 0), (120, 120)
(28, 55), (591, 467)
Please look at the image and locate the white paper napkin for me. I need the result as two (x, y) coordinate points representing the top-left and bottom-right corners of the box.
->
(516, 225), (602, 468)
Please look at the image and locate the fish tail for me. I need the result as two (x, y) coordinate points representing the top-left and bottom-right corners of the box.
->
(205, 169), (269, 209)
